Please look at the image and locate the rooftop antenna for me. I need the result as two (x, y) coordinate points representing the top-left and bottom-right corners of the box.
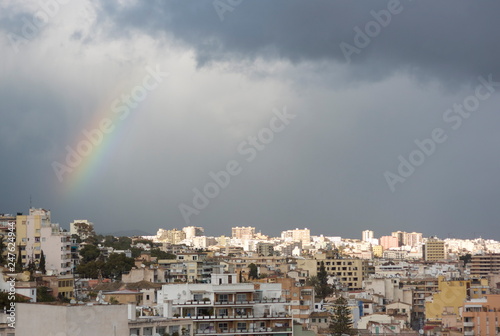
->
(29, 195), (32, 209)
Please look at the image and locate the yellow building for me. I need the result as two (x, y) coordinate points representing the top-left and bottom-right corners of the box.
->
(469, 277), (489, 299)
(16, 209), (49, 267)
(372, 245), (383, 258)
(425, 276), (470, 321)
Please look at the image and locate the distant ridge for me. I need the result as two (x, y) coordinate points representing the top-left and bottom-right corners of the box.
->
(102, 229), (154, 237)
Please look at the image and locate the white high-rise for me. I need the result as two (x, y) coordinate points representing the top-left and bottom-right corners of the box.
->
(362, 230), (374, 242)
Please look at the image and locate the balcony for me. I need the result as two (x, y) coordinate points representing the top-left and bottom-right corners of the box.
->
(463, 321), (474, 327)
(464, 331), (475, 336)
(194, 326), (293, 335)
(184, 312), (290, 320)
(178, 300), (212, 305)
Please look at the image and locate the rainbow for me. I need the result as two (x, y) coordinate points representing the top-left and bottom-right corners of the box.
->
(61, 84), (141, 194)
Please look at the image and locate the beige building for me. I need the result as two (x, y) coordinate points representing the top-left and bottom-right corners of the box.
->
(157, 228), (186, 244)
(297, 254), (370, 290)
(470, 253), (500, 276)
(17, 303), (194, 336)
(423, 237), (446, 262)
(281, 228), (311, 245)
(391, 231), (423, 247)
(232, 226), (255, 240)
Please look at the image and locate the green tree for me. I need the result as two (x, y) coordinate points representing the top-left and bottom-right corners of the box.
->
(37, 287), (56, 302)
(330, 296), (353, 336)
(459, 253), (472, 267)
(79, 244), (101, 264)
(248, 263), (258, 279)
(0, 292), (30, 308)
(102, 253), (135, 279)
(316, 261), (334, 299)
(76, 260), (105, 278)
(71, 234), (82, 244)
(39, 250), (46, 274)
(15, 245), (23, 272)
(150, 249), (176, 260)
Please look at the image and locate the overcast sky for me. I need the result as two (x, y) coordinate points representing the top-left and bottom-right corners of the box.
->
(1, 0), (500, 239)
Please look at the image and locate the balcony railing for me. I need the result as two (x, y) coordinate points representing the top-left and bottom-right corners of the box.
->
(195, 326), (293, 335)
(182, 312), (290, 320)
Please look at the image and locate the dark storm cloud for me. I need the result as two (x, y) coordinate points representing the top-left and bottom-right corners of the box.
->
(96, 0), (500, 85)
(2, 0), (500, 241)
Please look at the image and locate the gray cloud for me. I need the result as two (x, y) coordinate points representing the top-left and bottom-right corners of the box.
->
(1, 1), (499, 240)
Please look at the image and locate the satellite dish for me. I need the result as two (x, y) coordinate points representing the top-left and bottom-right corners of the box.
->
(182, 290), (186, 295)
(419, 329), (424, 335)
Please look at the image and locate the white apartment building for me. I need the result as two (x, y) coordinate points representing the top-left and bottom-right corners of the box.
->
(158, 273), (293, 336)
(362, 230), (374, 242)
(183, 226), (205, 240)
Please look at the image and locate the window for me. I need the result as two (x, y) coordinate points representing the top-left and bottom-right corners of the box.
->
(193, 293), (203, 301)
(237, 322), (246, 330)
(218, 294), (228, 303)
(218, 323), (228, 332)
(236, 293), (246, 302)
(218, 308), (228, 316)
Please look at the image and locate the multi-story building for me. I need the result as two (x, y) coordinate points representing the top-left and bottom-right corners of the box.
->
(157, 228), (187, 244)
(391, 231), (423, 248)
(225, 256), (292, 280)
(274, 277), (315, 325)
(69, 219), (95, 241)
(401, 277), (440, 329)
(158, 252), (214, 283)
(232, 226), (255, 240)
(281, 228), (310, 245)
(423, 237), (446, 262)
(372, 245), (383, 258)
(16, 208), (72, 275)
(424, 276), (470, 322)
(362, 230), (374, 242)
(297, 253), (371, 291)
(462, 295), (500, 336)
(256, 242), (274, 257)
(380, 236), (399, 250)
(470, 253), (500, 276)
(159, 273), (293, 336)
(183, 226), (204, 240)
